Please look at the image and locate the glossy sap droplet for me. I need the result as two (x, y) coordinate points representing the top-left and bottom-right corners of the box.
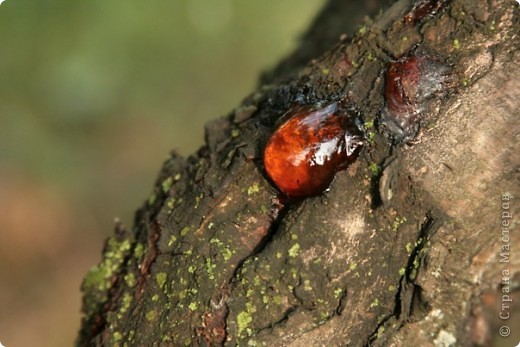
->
(263, 103), (362, 198)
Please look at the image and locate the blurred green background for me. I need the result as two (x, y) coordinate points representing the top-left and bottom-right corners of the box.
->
(0, 0), (324, 345)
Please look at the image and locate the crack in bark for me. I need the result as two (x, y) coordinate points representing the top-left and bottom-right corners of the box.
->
(335, 287), (349, 315)
(256, 306), (298, 334)
(367, 214), (436, 345)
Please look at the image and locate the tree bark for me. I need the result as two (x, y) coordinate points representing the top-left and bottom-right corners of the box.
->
(78, 0), (520, 346)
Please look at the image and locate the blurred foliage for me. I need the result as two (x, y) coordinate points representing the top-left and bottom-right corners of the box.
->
(0, 0), (324, 345)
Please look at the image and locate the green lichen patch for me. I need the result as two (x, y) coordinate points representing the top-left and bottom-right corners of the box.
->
(369, 163), (380, 176)
(247, 183), (260, 196)
(288, 243), (300, 258)
(231, 128), (240, 138)
(370, 298), (380, 308)
(205, 257), (216, 280)
(120, 292), (133, 314)
(392, 216), (407, 231)
(146, 310), (156, 322)
(453, 38), (461, 49)
(112, 331), (123, 344)
(237, 311), (252, 336)
(188, 301), (199, 311)
(237, 303), (256, 337)
(134, 242), (144, 260)
(161, 177), (173, 193)
(180, 226), (190, 237)
(209, 237), (235, 262)
(155, 272), (168, 288)
(82, 237), (132, 316)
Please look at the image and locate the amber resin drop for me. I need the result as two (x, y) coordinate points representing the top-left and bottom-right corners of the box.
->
(264, 103), (362, 198)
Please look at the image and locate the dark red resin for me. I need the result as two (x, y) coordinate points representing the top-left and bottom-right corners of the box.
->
(264, 104), (362, 198)
(404, 0), (448, 24)
(382, 55), (449, 141)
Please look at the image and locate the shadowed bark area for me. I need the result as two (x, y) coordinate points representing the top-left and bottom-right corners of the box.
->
(78, 0), (520, 346)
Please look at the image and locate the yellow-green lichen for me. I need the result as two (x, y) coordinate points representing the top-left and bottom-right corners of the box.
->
(247, 183), (260, 196)
(273, 295), (282, 305)
(205, 258), (216, 280)
(399, 267), (406, 276)
(134, 243), (144, 260)
(369, 163), (380, 175)
(155, 272), (168, 288)
(168, 235), (177, 247)
(334, 288), (343, 298)
(377, 325), (385, 338)
(393, 216), (407, 231)
(112, 332), (123, 343)
(146, 310), (156, 322)
(194, 193), (204, 209)
(237, 302), (257, 337)
(82, 237), (132, 315)
(370, 298), (380, 308)
(188, 302), (198, 311)
(210, 237), (234, 261)
(121, 292), (132, 313)
(124, 273), (136, 287)
(152, 294), (159, 302)
(237, 311), (253, 336)
(453, 39), (460, 49)
(162, 177), (173, 193)
(224, 248), (234, 261)
(288, 243), (300, 258)
(246, 288), (254, 297)
(409, 268), (418, 280)
(367, 130), (376, 144)
(180, 226), (190, 237)
(349, 262), (358, 271)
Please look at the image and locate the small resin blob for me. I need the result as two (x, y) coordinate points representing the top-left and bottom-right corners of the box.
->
(382, 55), (449, 141)
(264, 103), (362, 198)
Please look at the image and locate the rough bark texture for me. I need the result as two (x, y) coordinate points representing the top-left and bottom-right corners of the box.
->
(78, 0), (520, 346)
